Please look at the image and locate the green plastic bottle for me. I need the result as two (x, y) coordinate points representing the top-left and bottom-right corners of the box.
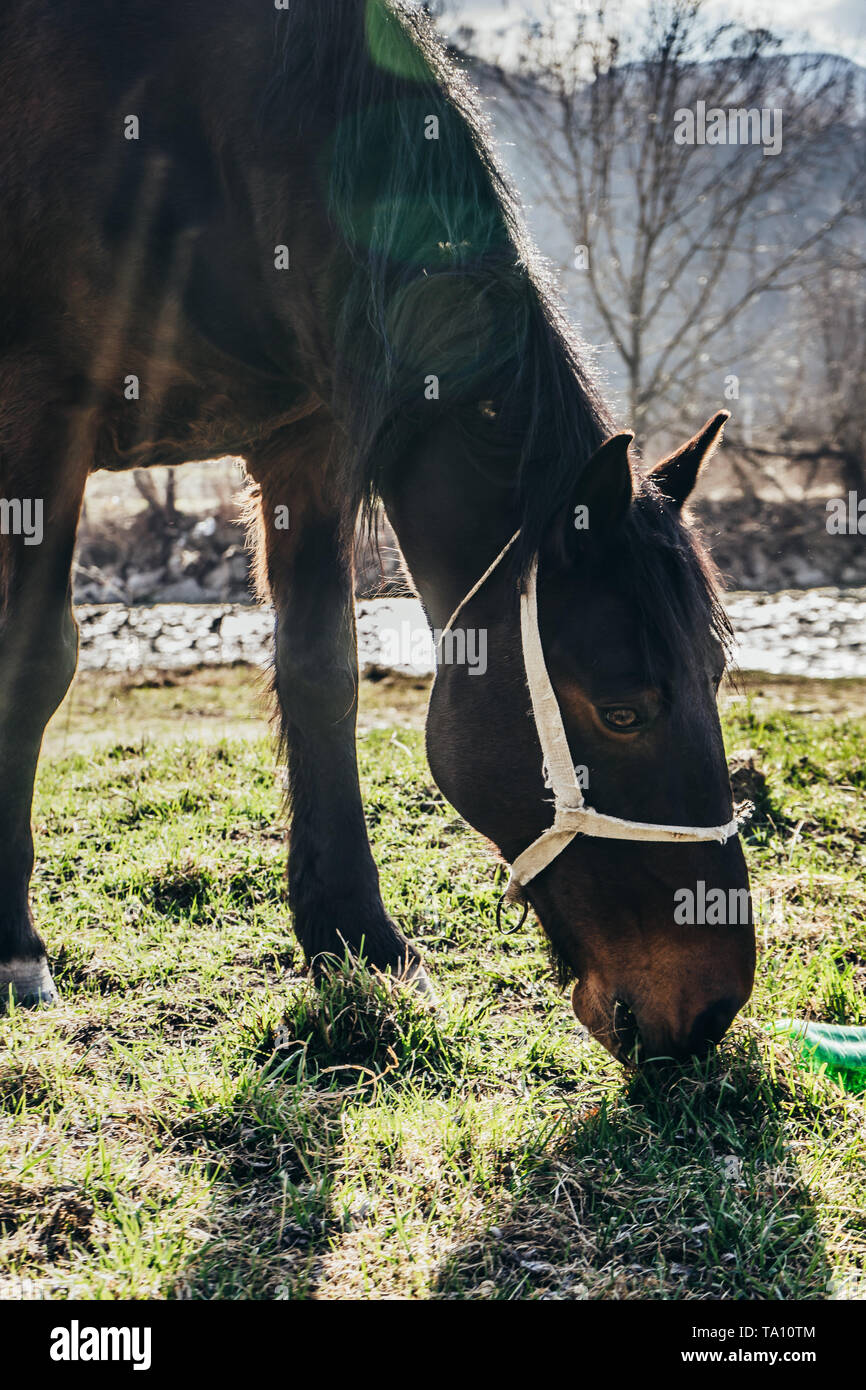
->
(772, 1019), (866, 1072)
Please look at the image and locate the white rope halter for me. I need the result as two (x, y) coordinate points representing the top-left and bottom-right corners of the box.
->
(437, 532), (751, 904)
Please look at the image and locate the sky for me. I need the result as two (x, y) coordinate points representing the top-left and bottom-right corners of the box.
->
(442, 0), (866, 66)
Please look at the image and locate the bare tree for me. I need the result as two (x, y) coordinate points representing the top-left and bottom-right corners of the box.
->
(488, 0), (865, 451)
(759, 262), (866, 492)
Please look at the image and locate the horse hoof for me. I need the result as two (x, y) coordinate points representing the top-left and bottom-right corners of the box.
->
(403, 963), (437, 1004)
(0, 957), (59, 1010)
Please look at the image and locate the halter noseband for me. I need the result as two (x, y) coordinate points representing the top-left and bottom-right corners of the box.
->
(436, 532), (751, 905)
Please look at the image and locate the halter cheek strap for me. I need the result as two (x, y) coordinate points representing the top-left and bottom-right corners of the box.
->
(437, 533), (752, 905)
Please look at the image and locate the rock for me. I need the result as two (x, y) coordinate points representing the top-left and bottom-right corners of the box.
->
(202, 561), (233, 596)
(745, 549), (769, 584)
(154, 631), (192, 653)
(75, 583), (103, 604)
(790, 560), (827, 588)
(126, 568), (167, 601)
(166, 543), (202, 580)
(158, 579), (211, 603)
(224, 545), (250, 585)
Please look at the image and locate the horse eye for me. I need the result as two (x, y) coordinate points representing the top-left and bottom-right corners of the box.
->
(602, 707), (640, 731)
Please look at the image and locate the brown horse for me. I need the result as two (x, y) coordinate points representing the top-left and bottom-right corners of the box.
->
(0, 0), (754, 1062)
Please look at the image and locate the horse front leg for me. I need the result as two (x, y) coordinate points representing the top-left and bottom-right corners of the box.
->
(248, 424), (427, 986)
(0, 410), (87, 1007)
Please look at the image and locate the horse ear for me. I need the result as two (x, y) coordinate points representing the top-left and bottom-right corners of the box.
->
(650, 410), (730, 508)
(568, 431), (634, 542)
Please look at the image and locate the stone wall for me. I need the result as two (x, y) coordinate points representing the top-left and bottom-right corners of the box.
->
(74, 590), (866, 679)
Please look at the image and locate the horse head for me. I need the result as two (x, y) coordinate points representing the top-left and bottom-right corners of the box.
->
(425, 412), (755, 1064)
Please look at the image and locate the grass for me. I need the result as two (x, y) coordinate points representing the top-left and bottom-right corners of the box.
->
(0, 666), (864, 1300)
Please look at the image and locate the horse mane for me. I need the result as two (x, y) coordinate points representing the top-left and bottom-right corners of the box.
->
(263, 0), (611, 572)
(263, 0), (728, 673)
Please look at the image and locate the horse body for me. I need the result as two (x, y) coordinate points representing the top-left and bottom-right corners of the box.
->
(0, 0), (754, 1061)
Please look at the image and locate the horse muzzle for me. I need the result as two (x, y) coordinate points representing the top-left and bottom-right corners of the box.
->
(572, 973), (752, 1066)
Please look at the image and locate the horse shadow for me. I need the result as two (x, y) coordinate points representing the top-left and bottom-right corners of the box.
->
(429, 1050), (835, 1300)
(169, 959), (468, 1300)
(169, 988), (835, 1300)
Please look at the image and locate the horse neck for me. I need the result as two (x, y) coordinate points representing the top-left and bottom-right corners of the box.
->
(379, 418), (520, 632)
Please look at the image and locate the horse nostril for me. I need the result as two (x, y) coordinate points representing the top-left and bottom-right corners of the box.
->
(613, 999), (641, 1063)
(689, 997), (739, 1054)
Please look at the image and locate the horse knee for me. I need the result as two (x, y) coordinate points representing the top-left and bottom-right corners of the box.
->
(0, 603), (78, 724)
(53, 607), (79, 704)
(0, 614), (78, 757)
(40, 605), (79, 704)
(275, 628), (357, 727)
